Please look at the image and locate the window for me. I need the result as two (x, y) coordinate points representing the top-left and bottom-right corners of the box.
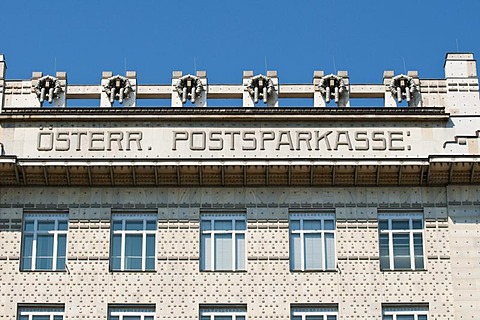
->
(290, 213), (336, 271)
(108, 305), (155, 320)
(200, 214), (246, 271)
(378, 214), (425, 270)
(18, 306), (64, 320)
(21, 214), (68, 271)
(200, 306), (247, 320)
(110, 214), (157, 271)
(382, 305), (428, 320)
(291, 305), (338, 320)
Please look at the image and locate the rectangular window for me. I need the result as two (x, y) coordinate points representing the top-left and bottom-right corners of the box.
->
(378, 214), (425, 271)
(18, 306), (64, 320)
(382, 305), (428, 320)
(290, 213), (336, 271)
(108, 305), (155, 320)
(200, 214), (246, 271)
(110, 214), (157, 271)
(200, 306), (247, 320)
(291, 306), (338, 320)
(21, 214), (68, 271)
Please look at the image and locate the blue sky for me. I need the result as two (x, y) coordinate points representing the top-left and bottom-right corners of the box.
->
(2, 0), (480, 87)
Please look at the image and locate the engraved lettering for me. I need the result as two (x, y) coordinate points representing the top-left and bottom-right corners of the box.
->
(209, 131), (223, 151)
(334, 131), (353, 151)
(107, 131), (124, 151)
(260, 131), (275, 150)
(225, 131), (240, 151)
(354, 131), (369, 151)
(190, 131), (206, 151)
(55, 132), (70, 151)
(296, 131), (312, 151)
(276, 131), (294, 151)
(173, 131), (188, 151)
(242, 131), (257, 151)
(372, 131), (387, 151)
(71, 132), (87, 151)
(126, 132), (143, 151)
(37, 132), (54, 151)
(314, 130), (332, 151)
(89, 132), (105, 151)
(388, 131), (405, 151)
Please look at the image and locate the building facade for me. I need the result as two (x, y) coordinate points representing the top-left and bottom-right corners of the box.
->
(0, 53), (479, 319)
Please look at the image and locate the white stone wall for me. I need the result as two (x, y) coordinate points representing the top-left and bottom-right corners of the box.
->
(0, 186), (465, 319)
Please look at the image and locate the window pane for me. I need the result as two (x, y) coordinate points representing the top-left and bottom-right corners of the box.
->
(291, 220), (300, 230)
(54, 316), (63, 320)
(325, 232), (335, 269)
(215, 316), (232, 320)
(397, 316), (414, 320)
(292, 317), (302, 320)
(112, 220), (123, 231)
(382, 316), (393, 320)
(110, 316), (119, 320)
(414, 233), (424, 269)
(24, 220), (35, 231)
(201, 220), (211, 231)
(146, 234), (156, 270)
(38, 220), (55, 231)
(291, 233), (302, 270)
(418, 316), (428, 320)
(304, 220), (321, 230)
(237, 316), (245, 320)
(124, 316), (141, 320)
(22, 234), (33, 270)
(125, 220), (144, 231)
(324, 219), (335, 230)
(200, 316), (210, 320)
(215, 233), (233, 270)
(379, 220), (388, 231)
(412, 219), (423, 229)
(327, 316), (337, 320)
(146, 219), (157, 230)
(235, 220), (246, 230)
(58, 220), (68, 231)
(379, 234), (390, 269)
(125, 234), (142, 269)
(214, 220), (232, 230)
(236, 233), (245, 270)
(32, 316), (50, 320)
(392, 220), (409, 230)
(111, 234), (122, 269)
(145, 317), (154, 320)
(304, 233), (322, 269)
(201, 234), (211, 270)
(36, 234), (54, 269)
(393, 233), (411, 269)
(305, 316), (323, 320)
(57, 234), (67, 259)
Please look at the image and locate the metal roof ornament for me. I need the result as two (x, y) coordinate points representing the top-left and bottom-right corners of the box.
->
(318, 74), (346, 103)
(176, 75), (204, 104)
(246, 74), (275, 104)
(103, 75), (133, 104)
(389, 74), (416, 103)
(33, 75), (62, 104)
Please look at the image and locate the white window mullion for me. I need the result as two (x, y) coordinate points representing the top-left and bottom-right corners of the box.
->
(31, 219), (38, 271)
(321, 220), (325, 270)
(142, 220), (147, 271)
(121, 220), (126, 271)
(210, 230), (215, 271)
(300, 220), (305, 271)
(52, 220), (58, 270)
(388, 219), (394, 270)
(409, 219), (415, 270)
(232, 219), (237, 271)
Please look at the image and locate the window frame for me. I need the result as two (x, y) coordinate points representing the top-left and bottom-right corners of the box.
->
(21, 214), (68, 271)
(382, 305), (429, 320)
(200, 306), (247, 320)
(18, 306), (64, 320)
(291, 305), (338, 320)
(289, 213), (337, 271)
(108, 305), (156, 320)
(110, 214), (157, 272)
(200, 214), (247, 272)
(378, 214), (426, 271)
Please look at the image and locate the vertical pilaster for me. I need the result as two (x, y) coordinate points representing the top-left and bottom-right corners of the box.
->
(383, 71), (396, 107)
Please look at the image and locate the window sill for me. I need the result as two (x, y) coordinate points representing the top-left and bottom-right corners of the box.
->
(290, 269), (338, 273)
